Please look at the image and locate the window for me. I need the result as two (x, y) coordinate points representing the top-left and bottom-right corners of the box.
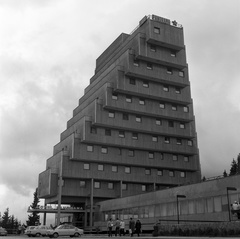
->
(165, 137), (170, 144)
(143, 81), (149, 88)
(94, 181), (100, 188)
(87, 145), (93, 152)
(101, 147), (108, 154)
(169, 171), (175, 177)
(159, 103), (165, 109)
(112, 93), (118, 100)
(168, 121), (174, 127)
(148, 152), (154, 159)
(184, 156), (189, 162)
(125, 167), (131, 174)
(122, 183), (127, 190)
(90, 127), (97, 134)
(108, 182), (114, 189)
(142, 185), (147, 192)
(152, 136), (158, 142)
(150, 44), (156, 52)
(188, 140), (193, 146)
(128, 150), (134, 157)
(156, 119), (162, 126)
(136, 116), (142, 123)
(183, 106), (189, 113)
(118, 148), (122, 155)
(157, 170), (163, 176)
(132, 133), (138, 140)
(180, 172), (186, 178)
(172, 105), (177, 111)
(160, 153), (164, 160)
(129, 78), (136, 85)
(163, 85), (169, 92)
(175, 87), (181, 94)
(126, 96), (132, 103)
(112, 165), (118, 172)
(179, 71), (184, 77)
(180, 123), (185, 129)
(139, 98), (145, 105)
(170, 50), (176, 57)
(122, 113), (129, 120)
(147, 63), (153, 70)
(119, 131), (125, 138)
(173, 155), (178, 161)
(176, 138), (182, 145)
(98, 164), (104, 171)
(80, 181), (86, 188)
(105, 129), (111, 136)
(154, 27), (160, 34)
(108, 111), (115, 118)
(84, 163), (90, 170)
(167, 68), (173, 74)
(133, 60), (139, 67)
(145, 169), (151, 175)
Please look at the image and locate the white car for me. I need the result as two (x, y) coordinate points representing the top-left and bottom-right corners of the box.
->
(0, 227), (7, 236)
(25, 226), (36, 237)
(47, 224), (83, 238)
(30, 225), (51, 237)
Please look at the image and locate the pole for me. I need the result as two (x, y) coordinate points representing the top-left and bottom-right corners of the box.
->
(177, 197), (180, 224)
(227, 189), (231, 222)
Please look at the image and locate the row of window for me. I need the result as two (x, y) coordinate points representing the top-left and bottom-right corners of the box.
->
(149, 44), (178, 59)
(107, 109), (187, 128)
(103, 194), (231, 221)
(133, 60), (184, 77)
(110, 97), (189, 112)
(97, 124), (193, 146)
(115, 80), (182, 94)
(86, 144), (190, 161)
(82, 163), (186, 178)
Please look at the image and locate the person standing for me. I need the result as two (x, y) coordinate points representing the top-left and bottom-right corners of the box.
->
(115, 218), (121, 236)
(120, 220), (125, 236)
(135, 219), (142, 237)
(107, 218), (114, 237)
(129, 218), (135, 237)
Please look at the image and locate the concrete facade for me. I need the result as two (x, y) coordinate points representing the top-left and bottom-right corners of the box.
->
(37, 15), (201, 228)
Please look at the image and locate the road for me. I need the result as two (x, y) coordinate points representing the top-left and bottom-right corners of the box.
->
(3, 235), (237, 239)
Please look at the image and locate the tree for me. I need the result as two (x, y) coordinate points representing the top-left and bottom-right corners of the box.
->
(1, 208), (10, 228)
(223, 170), (228, 177)
(229, 159), (238, 176)
(27, 188), (40, 226)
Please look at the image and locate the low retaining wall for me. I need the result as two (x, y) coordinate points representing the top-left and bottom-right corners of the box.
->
(153, 222), (240, 237)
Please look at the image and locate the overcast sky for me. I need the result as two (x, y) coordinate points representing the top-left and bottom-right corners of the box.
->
(0, 0), (239, 224)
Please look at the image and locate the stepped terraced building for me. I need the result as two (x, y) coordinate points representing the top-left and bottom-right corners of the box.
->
(37, 14), (201, 228)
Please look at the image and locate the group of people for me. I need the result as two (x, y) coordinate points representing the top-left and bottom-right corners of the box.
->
(231, 201), (240, 210)
(107, 218), (142, 237)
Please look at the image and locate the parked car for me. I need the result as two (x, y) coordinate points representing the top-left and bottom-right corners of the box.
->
(0, 227), (7, 236)
(25, 226), (36, 237)
(30, 225), (51, 237)
(47, 224), (84, 238)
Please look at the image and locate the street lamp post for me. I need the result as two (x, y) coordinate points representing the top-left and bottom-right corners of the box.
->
(227, 187), (237, 222)
(176, 195), (186, 224)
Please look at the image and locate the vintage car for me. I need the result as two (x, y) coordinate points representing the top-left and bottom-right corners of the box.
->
(47, 224), (84, 238)
(0, 227), (7, 236)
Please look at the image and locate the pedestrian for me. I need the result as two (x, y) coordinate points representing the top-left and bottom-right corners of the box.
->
(129, 218), (135, 237)
(120, 220), (125, 236)
(107, 218), (114, 237)
(135, 219), (141, 237)
(115, 218), (121, 236)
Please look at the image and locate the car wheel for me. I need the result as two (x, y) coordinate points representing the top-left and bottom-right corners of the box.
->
(53, 233), (59, 238)
(74, 233), (80, 237)
(36, 233), (41, 237)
